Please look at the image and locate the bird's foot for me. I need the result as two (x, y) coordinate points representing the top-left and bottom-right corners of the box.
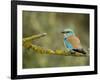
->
(70, 50), (76, 54)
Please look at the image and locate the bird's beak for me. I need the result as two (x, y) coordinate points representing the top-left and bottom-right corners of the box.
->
(61, 31), (65, 33)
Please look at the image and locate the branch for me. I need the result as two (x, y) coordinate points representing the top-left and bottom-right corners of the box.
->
(23, 33), (89, 57)
(23, 33), (47, 42)
(23, 43), (88, 57)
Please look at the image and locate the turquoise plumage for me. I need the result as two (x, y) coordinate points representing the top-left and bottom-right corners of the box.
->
(64, 37), (73, 49)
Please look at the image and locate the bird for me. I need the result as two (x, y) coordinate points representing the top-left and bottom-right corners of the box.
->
(61, 29), (87, 54)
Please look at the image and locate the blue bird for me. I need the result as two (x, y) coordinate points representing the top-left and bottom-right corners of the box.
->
(61, 29), (86, 54)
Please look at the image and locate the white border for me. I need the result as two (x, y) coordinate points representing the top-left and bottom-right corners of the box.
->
(17, 5), (94, 75)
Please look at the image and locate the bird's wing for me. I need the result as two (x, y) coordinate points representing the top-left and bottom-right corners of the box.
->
(64, 37), (73, 49)
(67, 35), (82, 49)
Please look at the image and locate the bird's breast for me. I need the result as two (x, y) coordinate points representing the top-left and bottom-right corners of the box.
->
(67, 35), (82, 49)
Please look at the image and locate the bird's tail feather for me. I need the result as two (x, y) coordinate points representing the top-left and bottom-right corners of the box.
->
(72, 48), (87, 54)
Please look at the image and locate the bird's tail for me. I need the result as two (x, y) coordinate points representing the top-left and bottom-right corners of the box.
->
(72, 48), (87, 54)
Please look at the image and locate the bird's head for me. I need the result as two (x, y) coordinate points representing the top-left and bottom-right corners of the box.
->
(61, 29), (75, 38)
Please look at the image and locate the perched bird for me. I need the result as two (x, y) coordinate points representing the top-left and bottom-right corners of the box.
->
(61, 29), (86, 54)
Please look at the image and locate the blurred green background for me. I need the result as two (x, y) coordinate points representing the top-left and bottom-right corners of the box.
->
(22, 11), (89, 68)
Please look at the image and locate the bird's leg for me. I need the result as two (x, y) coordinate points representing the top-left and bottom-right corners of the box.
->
(69, 49), (76, 54)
